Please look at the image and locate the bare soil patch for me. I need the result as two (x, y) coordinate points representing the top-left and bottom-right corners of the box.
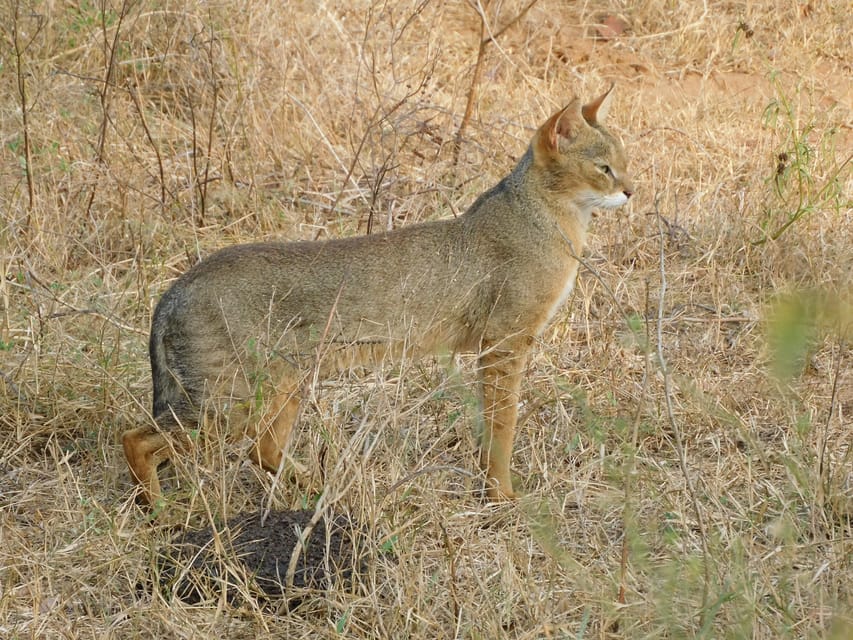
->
(157, 510), (371, 606)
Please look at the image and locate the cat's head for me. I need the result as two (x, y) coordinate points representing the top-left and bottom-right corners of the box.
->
(533, 85), (634, 213)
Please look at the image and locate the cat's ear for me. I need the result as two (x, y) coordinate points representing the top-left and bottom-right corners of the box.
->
(537, 99), (583, 156)
(581, 83), (615, 125)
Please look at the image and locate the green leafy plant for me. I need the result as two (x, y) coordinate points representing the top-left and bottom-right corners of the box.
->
(757, 72), (852, 243)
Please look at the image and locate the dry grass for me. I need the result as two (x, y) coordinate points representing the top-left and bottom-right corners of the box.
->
(1, 0), (851, 637)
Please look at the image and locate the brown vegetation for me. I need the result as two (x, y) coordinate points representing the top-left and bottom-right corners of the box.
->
(1, 0), (850, 637)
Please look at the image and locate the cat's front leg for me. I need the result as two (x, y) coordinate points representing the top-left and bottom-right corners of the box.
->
(478, 343), (530, 500)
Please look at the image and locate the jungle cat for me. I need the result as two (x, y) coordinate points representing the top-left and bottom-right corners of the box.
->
(123, 86), (634, 505)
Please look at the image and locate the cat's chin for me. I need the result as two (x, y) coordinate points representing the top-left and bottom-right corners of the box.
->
(578, 191), (630, 211)
(600, 192), (630, 208)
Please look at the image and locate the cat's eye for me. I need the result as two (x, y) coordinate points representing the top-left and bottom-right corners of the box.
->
(598, 164), (613, 176)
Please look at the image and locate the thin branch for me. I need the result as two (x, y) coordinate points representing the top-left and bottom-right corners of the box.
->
(484, 0), (540, 43)
(453, 0), (541, 167)
(9, 1), (44, 221)
(287, 91), (371, 214)
(126, 80), (168, 218)
(453, 13), (487, 166)
(188, 91), (203, 226)
(199, 20), (220, 227)
(816, 334), (843, 530)
(654, 197), (712, 627)
(22, 269), (146, 335)
(84, 0), (136, 219)
(618, 279), (652, 605)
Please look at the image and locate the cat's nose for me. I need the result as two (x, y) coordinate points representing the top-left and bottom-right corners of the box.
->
(623, 189), (633, 199)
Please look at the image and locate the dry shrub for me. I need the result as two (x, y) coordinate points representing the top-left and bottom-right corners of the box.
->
(1, 0), (850, 637)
